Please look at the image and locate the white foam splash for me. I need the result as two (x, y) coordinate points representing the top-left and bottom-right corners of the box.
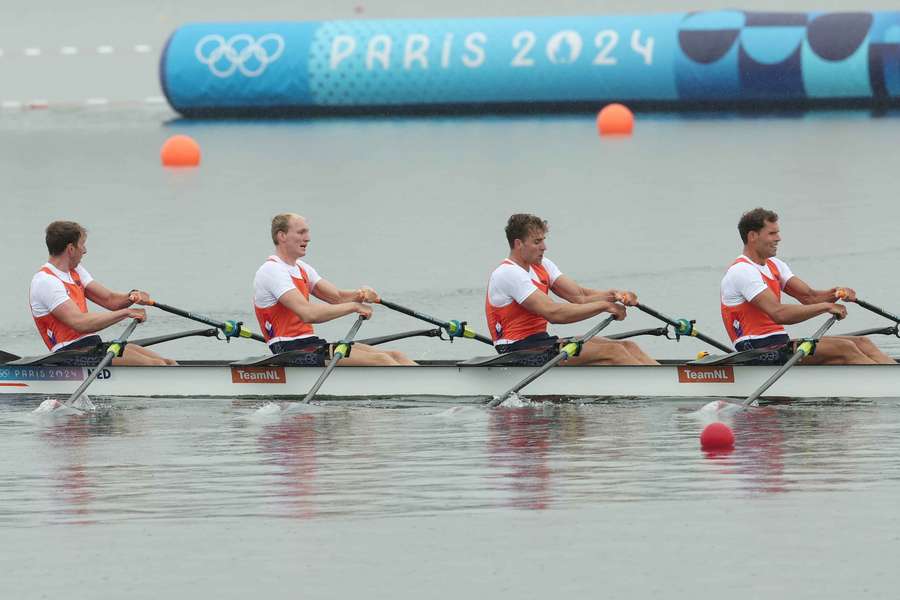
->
(32, 398), (84, 417)
(433, 405), (488, 420)
(492, 392), (531, 408)
(690, 399), (743, 421)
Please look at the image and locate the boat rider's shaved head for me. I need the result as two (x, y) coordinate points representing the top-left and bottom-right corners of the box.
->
(505, 213), (548, 248)
(738, 208), (778, 243)
(45, 221), (86, 256)
(270, 213), (306, 245)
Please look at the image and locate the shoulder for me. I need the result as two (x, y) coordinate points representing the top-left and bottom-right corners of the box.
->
(724, 259), (757, 276)
(256, 257), (285, 274)
(491, 261), (527, 281)
(255, 258), (290, 285)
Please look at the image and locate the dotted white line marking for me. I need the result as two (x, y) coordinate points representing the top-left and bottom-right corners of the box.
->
(85, 97), (109, 106)
(134, 44), (152, 53)
(144, 96), (166, 104)
(24, 47), (41, 57)
(60, 46), (79, 55)
(96, 45), (114, 54)
(2, 100), (22, 109)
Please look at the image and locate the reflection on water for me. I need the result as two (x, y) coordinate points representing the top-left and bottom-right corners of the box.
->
(3, 397), (900, 526)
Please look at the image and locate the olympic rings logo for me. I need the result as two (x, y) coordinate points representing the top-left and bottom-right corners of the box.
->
(194, 34), (285, 78)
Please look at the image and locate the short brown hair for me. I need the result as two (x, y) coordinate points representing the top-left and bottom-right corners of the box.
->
(505, 214), (548, 248)
(45, 221), (86, 255)
(738, 208), (778, 243)
(271, 213), (302, 245)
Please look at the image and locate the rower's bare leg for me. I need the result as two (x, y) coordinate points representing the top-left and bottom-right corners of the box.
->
(352, 343), (417, 366)
(348, 343), (417, 366)
(837, 336), (896, 364)
(112, 344), (172, 366)
(799, 337), (876, 365)
(561, 338), (657, 366)
(337, 345), (409, 366)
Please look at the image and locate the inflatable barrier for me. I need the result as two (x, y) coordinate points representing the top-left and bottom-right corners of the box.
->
(160, 11), (900, 115)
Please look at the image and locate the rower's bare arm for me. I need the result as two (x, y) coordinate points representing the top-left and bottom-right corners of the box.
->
(279, 288), (371, 323)
(551, 276), (637, 306)
(311, 279), (380, 304)
(51, 300), (145, 333)
(521, 290), (625, 323)
(84, 281), (133, 310)
(551, 275), (609, 304)
(750, 289), (845, 324)
(783, 277), (847, 304)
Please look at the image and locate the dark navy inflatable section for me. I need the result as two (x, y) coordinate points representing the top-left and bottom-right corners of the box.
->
(160, 11), (900, 115)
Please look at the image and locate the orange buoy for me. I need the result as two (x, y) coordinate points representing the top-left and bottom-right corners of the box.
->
(596, 103), (634, 136)
(161, 134), (201, 167)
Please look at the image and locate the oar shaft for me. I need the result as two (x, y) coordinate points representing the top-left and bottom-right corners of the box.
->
(65, 319), (139, 406)
(356, 328), (442, 347)
(636, 303), (733, 353)
(379, 299), (493, 345)
(131, 328), (219, 348)
(302, 316), (366, 403)
(855, 299), (900, 324)
(151, 301), (265, 343)
(743, 316), (837, 406)
(489, 315), (615, 407)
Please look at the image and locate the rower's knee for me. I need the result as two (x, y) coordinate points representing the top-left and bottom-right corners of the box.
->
(388, 351), (417, 366)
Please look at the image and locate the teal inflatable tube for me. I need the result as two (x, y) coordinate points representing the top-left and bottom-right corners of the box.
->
(160, 11), (900, 115)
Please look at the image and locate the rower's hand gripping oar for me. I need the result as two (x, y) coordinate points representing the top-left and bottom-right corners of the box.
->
(63, 319), (140, 408)
(740, 316), (838, 408)
(302, 315), (366, 404)
(636, 303), (733, 353)
(148, 300), (264, 343)
(378, 299), (492, 345)
(488, 315), (616, 408)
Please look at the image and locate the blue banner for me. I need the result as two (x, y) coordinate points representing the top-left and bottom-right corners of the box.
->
(160, 11), (900, 114)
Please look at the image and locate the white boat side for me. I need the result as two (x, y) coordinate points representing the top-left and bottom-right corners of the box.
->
(1, 360), (898, 399)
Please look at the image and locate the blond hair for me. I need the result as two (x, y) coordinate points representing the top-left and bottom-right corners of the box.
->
(271, 213), (303, 245)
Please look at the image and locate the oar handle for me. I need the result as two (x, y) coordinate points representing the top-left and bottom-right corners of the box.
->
(379, 299), (493, 345)
(65, 319), (140, 406)
(636, 303), (733, 353)
(150, 301), (265, 343)
(854, 298), (900, 324)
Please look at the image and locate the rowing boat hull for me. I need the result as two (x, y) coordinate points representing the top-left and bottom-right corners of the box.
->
(1, 361), (898, 399)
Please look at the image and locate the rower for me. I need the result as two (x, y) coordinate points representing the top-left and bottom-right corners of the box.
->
(253, 213), (416, 366)
(29, 221), (175, 366)
(720, 208), (895, 365)
(485, 214), (658, 366)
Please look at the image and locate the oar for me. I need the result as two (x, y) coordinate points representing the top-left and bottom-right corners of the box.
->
(740, 316), (838, 408)
(851, 298), (900, 324)
(63, 319), (140, 407)
(636, 303), (733, 353)
(488, 315), (616, 408)
(356, 328), (442, 347)
(149, 300), (264, 342)
(301, 315), (366, 404)
(0, 350), (20, 363)
(131, 328), (219, 348)
(378, 299), (492, 345)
